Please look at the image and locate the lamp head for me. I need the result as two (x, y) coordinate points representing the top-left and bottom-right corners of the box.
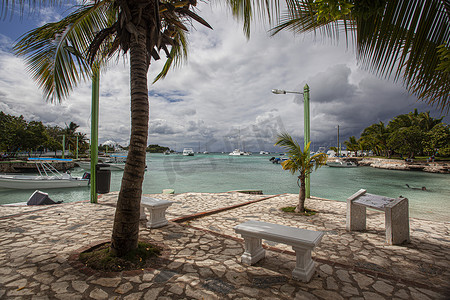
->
(271, 89), (286, 94)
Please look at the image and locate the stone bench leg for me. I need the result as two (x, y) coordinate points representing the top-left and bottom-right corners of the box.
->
(385, 198), (410, 245)
(241, 236), (265, 265)
(346, 200), (367, 231)
(141, 205), (170, 228)
(292, 246), (316, 282)
(140, 206), (146, 221)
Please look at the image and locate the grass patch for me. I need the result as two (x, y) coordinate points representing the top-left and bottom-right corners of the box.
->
(79, 241), (161, 272)
(281, 206), (317, 216)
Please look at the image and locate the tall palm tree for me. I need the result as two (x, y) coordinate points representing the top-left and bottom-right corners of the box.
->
(275, 132), (328, 213)
(6, 0), (278, 256)
(271, 0), (450, 113)
(9, 0), (214, 256)
(344, 135), (359, 156)
(360, 121), (388, 156)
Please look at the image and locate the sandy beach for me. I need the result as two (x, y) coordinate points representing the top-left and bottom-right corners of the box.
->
(0, 191), (448, 299)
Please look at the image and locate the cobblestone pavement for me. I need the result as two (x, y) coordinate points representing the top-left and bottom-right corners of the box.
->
(0, 192), (448, 299)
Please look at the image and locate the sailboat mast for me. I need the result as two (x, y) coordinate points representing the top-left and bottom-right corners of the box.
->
(337, 125), (340, 157)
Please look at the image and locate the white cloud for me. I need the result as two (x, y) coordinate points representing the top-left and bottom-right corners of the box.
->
(0, 2), (446, 153)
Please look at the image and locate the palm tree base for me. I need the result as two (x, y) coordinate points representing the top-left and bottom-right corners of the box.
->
(281, 206), (317, 216)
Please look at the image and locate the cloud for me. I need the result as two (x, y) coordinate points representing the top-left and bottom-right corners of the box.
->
(0, 2), (446, 152)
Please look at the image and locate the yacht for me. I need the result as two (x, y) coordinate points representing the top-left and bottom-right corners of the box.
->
(182, 148), (195, 156)
(327, 158), (357, 168)
(229, 149), (251, 156)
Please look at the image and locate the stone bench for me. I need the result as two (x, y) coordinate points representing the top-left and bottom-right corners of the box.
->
(234, 220), (324, 282)
(346, 189), (410, 245)
(140, 197), (173, 228)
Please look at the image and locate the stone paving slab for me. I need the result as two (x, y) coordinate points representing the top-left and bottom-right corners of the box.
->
(185, 194), (450, 291)
(0, 192), (449, 299)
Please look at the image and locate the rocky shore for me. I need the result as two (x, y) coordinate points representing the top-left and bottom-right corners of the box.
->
(351, 157), (450, 174)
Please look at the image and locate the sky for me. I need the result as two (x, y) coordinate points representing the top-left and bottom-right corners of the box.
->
(0, 2), (447, 153)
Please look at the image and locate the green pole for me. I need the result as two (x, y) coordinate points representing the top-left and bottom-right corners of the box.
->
(62, 135), (65, 159)
(303, 84), (310, 199)
(90, 64), (99, 204)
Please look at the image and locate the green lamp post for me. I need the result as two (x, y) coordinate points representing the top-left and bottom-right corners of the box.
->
(90, 64), (100, 204)
(272, 84), (311, 198)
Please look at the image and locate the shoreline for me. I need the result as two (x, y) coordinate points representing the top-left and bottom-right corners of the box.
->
(1, 156), (449, 173)
(346, 157), (450, 174)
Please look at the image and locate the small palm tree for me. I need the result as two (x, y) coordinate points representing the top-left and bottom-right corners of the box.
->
(275, 132), (328, 213)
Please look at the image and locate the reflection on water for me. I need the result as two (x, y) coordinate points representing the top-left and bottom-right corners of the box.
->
(1, 154), (448, 222)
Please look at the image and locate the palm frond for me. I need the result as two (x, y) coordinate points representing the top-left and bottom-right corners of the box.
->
(227, 0), (283, 38)
(13, 1), (112, 102)
(153, 27), (188, 83)
(274, 131), (302, 155)
(270, 0), (450, 112)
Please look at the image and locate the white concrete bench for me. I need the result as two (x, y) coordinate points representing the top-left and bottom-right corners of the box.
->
(234, 220), (324, 282)
(140, 197), (173, 228)
(346, 189), (410, 245)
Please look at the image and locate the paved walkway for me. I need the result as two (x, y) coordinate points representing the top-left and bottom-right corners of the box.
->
(0, 191), (448, 299)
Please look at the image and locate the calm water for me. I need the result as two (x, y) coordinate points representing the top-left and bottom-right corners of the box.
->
(1, 153), (449, 222)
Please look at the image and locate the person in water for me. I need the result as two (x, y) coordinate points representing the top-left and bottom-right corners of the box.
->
(406, 184), (427, 191)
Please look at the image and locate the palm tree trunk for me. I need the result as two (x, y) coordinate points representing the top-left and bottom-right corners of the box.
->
(110, 23), (149, 257)
(296, 174), (306, 213)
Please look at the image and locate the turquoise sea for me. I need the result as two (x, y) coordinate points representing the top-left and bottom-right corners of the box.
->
(0, 153), (449, 222)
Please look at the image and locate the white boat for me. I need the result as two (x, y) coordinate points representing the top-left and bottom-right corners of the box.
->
(229, 149), (248, 156)
(327, 159), (357, 168)
(0, 158), (89, 190)
(182, 148), (195, 156)
(259, 151), (269, 155)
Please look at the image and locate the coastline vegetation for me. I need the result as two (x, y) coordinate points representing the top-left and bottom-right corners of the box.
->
(342, 110), (449, 160)
(0, 112), (171, 158)
(0, 112), (89, 158)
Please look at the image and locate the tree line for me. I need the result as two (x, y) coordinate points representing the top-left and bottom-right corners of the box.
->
(0, 112), (89, 157)
(343, 110), (449, 159)
(0, 112), (172, 157)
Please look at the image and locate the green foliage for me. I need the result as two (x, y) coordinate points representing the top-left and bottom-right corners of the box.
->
(423, 124), (450, 154)
(79, 241), (161, 272)
(344, 110), (448, 158)
(281, 206), (317, 216)
(0, 112), (88, 156)
(146, 144), (171, 153)
(271, 0), (450, 112)
(314, 0), (354, 22)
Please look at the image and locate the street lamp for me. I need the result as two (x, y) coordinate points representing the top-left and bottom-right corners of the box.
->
(272, 84), (311, 198)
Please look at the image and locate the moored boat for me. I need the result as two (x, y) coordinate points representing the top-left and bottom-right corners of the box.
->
(327, 159), (357, 168)
(0, 158), (89, 190)
(182, 148), (195, 156)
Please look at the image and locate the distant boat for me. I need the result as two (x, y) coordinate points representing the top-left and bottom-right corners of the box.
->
(0, 158), (89, 190)
(203, 151), (209, 154)
(229, 149), (251, 156)
(183, 148), (195, 156)
(260, 151), (269, 155)
(327, 158), (357, 168)
(269, 157), (288, 164)
(163, 150), (170, 155)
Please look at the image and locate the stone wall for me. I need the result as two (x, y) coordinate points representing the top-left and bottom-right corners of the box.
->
(0, 161), (75, 173)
